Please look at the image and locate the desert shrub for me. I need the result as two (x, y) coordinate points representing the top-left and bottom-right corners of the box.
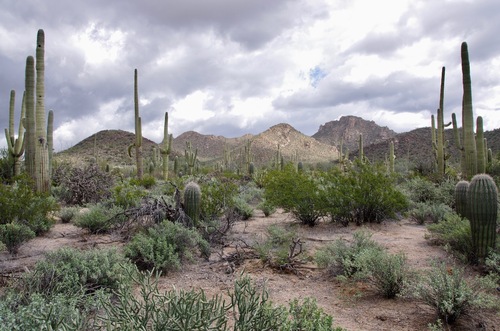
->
(20, 247), (134, 298)
(233, 196), (254, 220)
(315, 230), (384, 278)
(400, 176), (455, 207)
(0, 241), (6, 252)
(258, 199), (276, 217)
(325, 161), (408, 225)
(112, 180), (147, 209)
(54, 163), (114, 205)
(0, 148), (14, 183)
(0, 291), (100, 331)
(484, 250), (500, 283)
(255, 225), (304, 271)
(125, 220), (210, 273)
(200, 176), (238, 220)
(98, 270), (345, 331)
(412, 262), (498, 324)
(238, 181), (264, 205)
(0, 175), (58, 234)
(408, 202), (453, 224)
(364, 251), (411, 299)
(73, 203), (126, 234)
(0, 222), (35, 254)
(426, 212), (473, 262)
(129, 174), (156, 189)
(263, 165), (328, 226)
(57, 205), (78, 223)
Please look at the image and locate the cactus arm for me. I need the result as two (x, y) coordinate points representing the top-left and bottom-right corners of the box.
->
(461, 42), (477, 179)
(475, 116), (485, 173)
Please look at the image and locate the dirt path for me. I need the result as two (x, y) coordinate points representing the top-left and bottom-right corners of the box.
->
(1, 210), (498, 330)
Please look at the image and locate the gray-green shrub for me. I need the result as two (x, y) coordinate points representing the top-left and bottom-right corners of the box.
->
(0, 222), (35, 254)
(73, 203), (126, 234)
(125, 220), (210, 273)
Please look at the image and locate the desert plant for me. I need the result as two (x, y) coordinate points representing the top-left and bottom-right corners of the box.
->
(20, 247), (134, 298)
(73, 203), (125, 234)
(412, 262), (498, 324)
(233, 196), (254, 220)
(0, 175), (58, 234)
(408, 202), (452, 224)
(364, 251), (411, 299)
(125, 220), (210, 273)
(254, 225), (304, 271)
(54, 162), (114, 205)
(112, 180), (147, 209)
(258, 199), (276, 217)
(427, 212), (473, 262)
(263, 165), (328, 226)
(326, 161), (408, 225)
(466, 174), (498, 262)
(57, 206), (77, 223)
(0, 222), (35, 254)
(200, 177), (238, 220)
(184, 181), (202, 226)
(315, 230), (384, 278)
(284, 297), (343, 331)
(454, 180), (469, 218)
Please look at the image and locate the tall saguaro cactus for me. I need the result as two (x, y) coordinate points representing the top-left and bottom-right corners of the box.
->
(128, 69), (143, 180)
(5, 90), (26, 175)
(431, 67), (451, 178)
(185, 141), (197, 175)
(452, 42), (477, 180)
(24, 30), (52, 193)
(159, 112), (173, 180)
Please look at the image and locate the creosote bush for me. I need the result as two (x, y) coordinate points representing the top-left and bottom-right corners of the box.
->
(73, 202), (126, 234)
(125, 220), (210, 273)
(0, 222), (35, 254)
(263, 165), (328, 226)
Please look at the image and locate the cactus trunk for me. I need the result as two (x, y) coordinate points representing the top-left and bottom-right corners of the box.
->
(467, 174), (497, 263)
(461, 42), (477, 180)
(454, 180), (469, 219)
(183, 182), (201, 227)
(5, 90), (26, 176)
(159, 112), (173, 180)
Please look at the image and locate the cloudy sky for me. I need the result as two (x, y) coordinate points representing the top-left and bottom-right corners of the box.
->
(1, 0), (499, 151)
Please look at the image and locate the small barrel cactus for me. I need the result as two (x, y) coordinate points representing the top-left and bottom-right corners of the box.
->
(183, 182), (201, 226)
(454, 180), (469, 218)
(466, 174), (498, 262)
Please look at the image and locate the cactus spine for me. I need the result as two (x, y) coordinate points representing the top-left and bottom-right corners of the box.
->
(5, 90), (26, 175)
(454, 180), (469, 219)
(159, 112), (173, 180)
(183, 182), (201, 226)
(466, 174), (497, 262)
(128, 69), (143, 180)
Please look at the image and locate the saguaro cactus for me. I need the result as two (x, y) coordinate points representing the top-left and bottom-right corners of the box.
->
(5, 90), (26, 175)
(475, 116), (485, 174)
(389, 140), (395, 173)
(24, 30), (52, 193)
(454, 180), (469, 219)
(466, 174), (497, 262)
(128, 69), (143, 180)
(452, 42), (477, 180)
(183, 181), (201, 226)
(185, 141), (197, 175)
(431, 67), (451, 178)
(159, 112), (173, 180)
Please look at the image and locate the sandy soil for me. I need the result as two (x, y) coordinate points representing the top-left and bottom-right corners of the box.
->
(1, 210), (499, 330)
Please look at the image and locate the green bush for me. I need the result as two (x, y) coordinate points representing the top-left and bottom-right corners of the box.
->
(112, 181), (147, 209)
(0, 175), (58, 234)
(73, 203), (126, 234)
(315, 230), (384, 278)
(233, 196), (254, 220)
(325, 161), (408, 225)
(57, 206), (78, 223)
(408, 202), (452, 224)
(364, 251), (411, 299)
(255, 225), (303, 270)
(400, 177), (456, 206)
(0, 222), (35, 254)
(426, 212), (473, 262)
(125, 220), (210, 273)
(263, 165), (328, 226)
(412, 262), (498, 325)
(129, 175), (156, 189)
(98, 271), (346, 331)
(20, 247), (134, 298)
(258, 199), (276, 217)
(200, 176), (238, 220)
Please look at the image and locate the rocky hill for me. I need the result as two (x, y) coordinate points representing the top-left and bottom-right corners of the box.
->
(312, 115), (396, 152)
